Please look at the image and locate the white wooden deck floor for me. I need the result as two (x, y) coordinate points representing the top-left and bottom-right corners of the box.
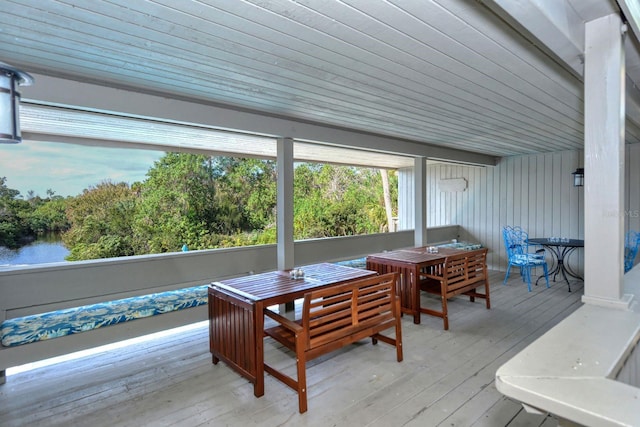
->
(0, 270), (584, 427)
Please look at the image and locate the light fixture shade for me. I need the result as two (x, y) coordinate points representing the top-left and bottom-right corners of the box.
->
(0, 62), (33, 144)
(572, 167), (584, 187)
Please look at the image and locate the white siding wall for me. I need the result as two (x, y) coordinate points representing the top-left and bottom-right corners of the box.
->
(400, 147), (640, 273)
(399, 145), (640, 272)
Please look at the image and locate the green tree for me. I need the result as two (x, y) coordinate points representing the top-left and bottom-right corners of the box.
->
(292, 164), (396, 238)
(13, 153), (397, 261)
(210, 157), (277, 232)
(62, 181), (137, 260)
(133, 153), (213, 252)
(133, 154), (277, 251)
(27, 197), (70, 234)
(0, 177), (32, 248)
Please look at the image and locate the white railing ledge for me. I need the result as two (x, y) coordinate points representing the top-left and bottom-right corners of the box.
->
(496, 271), (640, 427)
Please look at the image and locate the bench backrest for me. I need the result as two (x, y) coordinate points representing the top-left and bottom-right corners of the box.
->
(435, 248), (488, 291)
(301, 272), (398, 355)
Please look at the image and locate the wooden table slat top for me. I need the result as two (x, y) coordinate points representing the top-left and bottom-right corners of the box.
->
(365, 246), (481, 324)
(208, 262), (379, 397)
(211, 262), (376, 304)
(366, 247), (468, 263)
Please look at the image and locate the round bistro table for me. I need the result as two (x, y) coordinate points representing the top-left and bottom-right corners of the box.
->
(527, 238), (584, 292)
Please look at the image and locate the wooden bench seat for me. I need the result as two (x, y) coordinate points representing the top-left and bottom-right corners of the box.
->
(420, 247), (490, 330)
(263, 272), (402, 413)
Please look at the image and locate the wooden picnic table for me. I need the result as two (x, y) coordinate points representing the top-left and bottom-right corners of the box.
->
(207, 262), (376, 398)
(366, 247), (469, 324)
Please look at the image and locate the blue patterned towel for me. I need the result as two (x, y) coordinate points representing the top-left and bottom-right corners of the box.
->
(1, 285), (208, 347)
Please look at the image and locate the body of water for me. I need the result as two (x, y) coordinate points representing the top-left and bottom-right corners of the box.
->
(0, 239), (70, 268)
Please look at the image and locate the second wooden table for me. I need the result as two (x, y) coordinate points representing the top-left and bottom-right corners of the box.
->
(366, 247), (468, 324)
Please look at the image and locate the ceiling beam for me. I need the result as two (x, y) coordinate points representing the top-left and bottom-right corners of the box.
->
(481, 0), (640, 130)
(20, 74), (497, 167)
(618, 0), (640, 41)
(479, 0), (585, 77)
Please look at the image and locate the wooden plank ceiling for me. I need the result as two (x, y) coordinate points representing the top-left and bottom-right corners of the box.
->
(1, 0), (640, 163)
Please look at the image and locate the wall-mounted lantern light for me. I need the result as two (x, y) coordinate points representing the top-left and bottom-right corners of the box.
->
(572, 168), (584, 187)
(0, 62), (33, 144)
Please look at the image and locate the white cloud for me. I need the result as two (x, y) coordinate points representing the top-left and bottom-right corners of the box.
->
(0, 141), (163, 197)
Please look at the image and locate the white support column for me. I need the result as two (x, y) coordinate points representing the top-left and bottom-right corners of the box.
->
(582, 14), (633, 309)
(277, 137), (294, 271)
(414, 157), (427, 246)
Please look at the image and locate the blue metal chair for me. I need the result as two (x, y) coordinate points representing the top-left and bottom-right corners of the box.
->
(502, 226), (550, 291)
(624, 230), (640, 273)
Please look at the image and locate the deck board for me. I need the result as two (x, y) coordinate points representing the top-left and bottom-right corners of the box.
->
(0, 271), (583, 427)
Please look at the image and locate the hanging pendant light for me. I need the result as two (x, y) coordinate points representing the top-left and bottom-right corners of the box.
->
(0, 62), (34, 144)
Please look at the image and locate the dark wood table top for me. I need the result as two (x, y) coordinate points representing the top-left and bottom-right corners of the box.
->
(366, 246), (469, 265)
(528, 238), (584, 248)
(210, 262), (376, 305)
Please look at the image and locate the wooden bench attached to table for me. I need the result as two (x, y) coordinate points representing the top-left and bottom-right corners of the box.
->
(420, 247), (490, 330)
(263, 272), (402, 413)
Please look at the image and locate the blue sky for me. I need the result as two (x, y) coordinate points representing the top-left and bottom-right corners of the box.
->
(0, 141), (164, 198)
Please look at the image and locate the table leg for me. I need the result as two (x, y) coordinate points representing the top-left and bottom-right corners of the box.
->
(254, 301), (265, 397)
(412, 265), (421, 324)
(536, 245), (560, 286)
(208, 288), (262, 396)
(534, 245), (568, 290)
(556, 259), (571, 292)
(560, 247), (582, 280)
(548, 246), (563, 282)
(367, 260), (420, 324)
(536, 245), (582, 292)
(558, 246), (583, 292)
